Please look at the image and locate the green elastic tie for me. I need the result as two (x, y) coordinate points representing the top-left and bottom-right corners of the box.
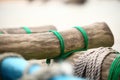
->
(46, 30), (65, 64)
(60, 26), (88, 59)
(23, 26), (32, 34)
(74, 26), (88, 50)
(0, 32), (3, 34)
(108, 52), (120, 80)
(46, 26), (88, 64)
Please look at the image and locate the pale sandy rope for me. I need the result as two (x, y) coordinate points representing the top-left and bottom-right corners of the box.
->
(94, 48), (115, 80)
(89, 47), (115, 80)
(74, 49), (96, 77)
(85, 47), (106, 79)
(74, 47), (116, 80)
(76, 47), (105, 79)
(74, 47), (102, 79)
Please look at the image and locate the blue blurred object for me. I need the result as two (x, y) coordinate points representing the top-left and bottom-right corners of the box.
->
(51, 75), (85, 80)
(0, 57), (40, 80)
(0, 57), (85, 80)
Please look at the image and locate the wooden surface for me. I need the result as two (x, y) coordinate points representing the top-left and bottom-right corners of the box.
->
(0, 25), (56, 34)
(0, 22), (114, 59)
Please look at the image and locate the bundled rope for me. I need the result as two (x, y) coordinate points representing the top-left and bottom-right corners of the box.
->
(73, 47), (119, 80)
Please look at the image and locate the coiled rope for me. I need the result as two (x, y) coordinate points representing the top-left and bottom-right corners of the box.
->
(74, 47), (117, 80)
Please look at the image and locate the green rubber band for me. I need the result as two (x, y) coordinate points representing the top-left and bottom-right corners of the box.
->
(112, 53), (120, 80)
(113, 60), (120, 80)
(114, 63), (120, 80)
(23, 26), (32, 34)
(49, 30), (65, 55)
(74, 26), (88, 50)
(108, 53), (120, 80)
(108, 54), (119, 80)
(0, 32), (3, 34)
(61, 26), (88, 59)
(46, 30), (65, 64)
(46, 59), (51, 65)
(111, 55), (120, 80)
(46, 26), (88, 64)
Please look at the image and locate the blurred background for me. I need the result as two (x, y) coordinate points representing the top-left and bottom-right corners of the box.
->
(0, 0), (120, 51)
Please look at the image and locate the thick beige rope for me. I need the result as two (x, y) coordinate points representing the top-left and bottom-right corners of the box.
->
(74, 47), (116, 80)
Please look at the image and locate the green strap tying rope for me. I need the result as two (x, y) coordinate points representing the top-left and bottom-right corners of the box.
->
(108, 52), (120, 80)
(46, 26), (88, 64)
(46, 30), (65, 64)
(74, 26), (88, 50)
(23, 26), (32, 34)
